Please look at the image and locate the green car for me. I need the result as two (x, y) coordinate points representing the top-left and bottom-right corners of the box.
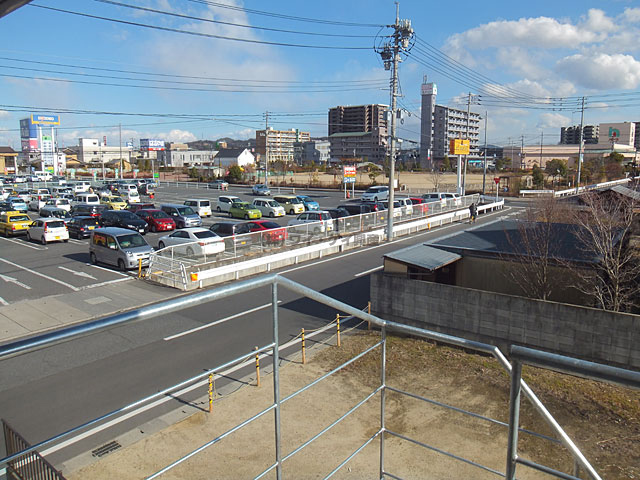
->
(229, 201), (262, 220)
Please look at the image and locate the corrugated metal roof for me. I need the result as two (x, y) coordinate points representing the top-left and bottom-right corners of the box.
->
(610, 185), (640, 201)
(384, 244), (461, 271)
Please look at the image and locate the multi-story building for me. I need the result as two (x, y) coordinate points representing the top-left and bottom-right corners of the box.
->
(328, 104), (388, 164)
(157, 148), (215, 168)
(76, 138), (130, 168)
(299, 139), (331, 165)
(635, 122), (640, 150)
(419, 80), (481, 168)
(560, 125), (599, 145)
(256, 128), (310, 164)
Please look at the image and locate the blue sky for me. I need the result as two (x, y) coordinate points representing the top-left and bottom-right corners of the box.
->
(0, 0), (639, 150)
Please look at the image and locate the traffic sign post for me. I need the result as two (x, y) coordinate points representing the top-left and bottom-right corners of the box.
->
(343, 166), (356, 199)
(494, 177), (500, 201)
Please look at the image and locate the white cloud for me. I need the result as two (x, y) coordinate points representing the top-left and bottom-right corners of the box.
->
(163, 129), (197, 143)
(556, 53), (640, 89)
(0, 110), (9, 119)
(537, 112), (571, 129)
(622, 7), (640, 24)
(581, 9), (615, 34)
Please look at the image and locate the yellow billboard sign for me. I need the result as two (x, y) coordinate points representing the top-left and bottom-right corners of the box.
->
(449, 139), (470, 155)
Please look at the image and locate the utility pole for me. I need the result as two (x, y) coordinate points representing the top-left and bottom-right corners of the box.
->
(575, 97), (585, 194)
(520, 135), (525, 170)
(462, 92), (472, 195)
(264, 111), (269, 186)
(377, 2), (413, 242)
(482, 111), (487, 195)
(119, 123), (123, 179)
(539, 131), (544, 168)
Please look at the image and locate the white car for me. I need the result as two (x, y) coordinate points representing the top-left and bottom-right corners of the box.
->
(72, 181), (92, 193)
(16, 190), (31, 202)
(216, 195), (241, 213)
(126, 190), (141, 204)
(157, 227), (225, 257)
(288, 211), (335, 233)
(252, 198), (285, 218)
(184, 199), (212, 217)
(252, 184), (271, 196)
(361, 186), (389, 202)
(28, 194), (52, 211)
(44, 198), (72, 212)
(26, 218), (69, 245)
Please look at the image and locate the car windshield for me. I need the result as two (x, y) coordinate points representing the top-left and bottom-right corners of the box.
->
(11, 215), (29, 221)
(177, 206), (195, 215)
(112, 197), (125, 202)
(53, 211), (71, 218)
(116, 234), (147, 248)
(149, 211), (170, 219)
(194, 231), (216, 239)
(266, 201), (279, 207)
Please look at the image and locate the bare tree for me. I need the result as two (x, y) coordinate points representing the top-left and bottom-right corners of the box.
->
(503, 196), (571, 300)
(568, 191), (639, 312)
(429, 170), (442, 191)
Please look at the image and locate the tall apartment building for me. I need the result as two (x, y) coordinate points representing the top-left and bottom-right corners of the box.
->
(419, 80), (481, 168)
(256, 128), (310, 164)
(560, 125), (599, 145)
(328, 104), (388, 164)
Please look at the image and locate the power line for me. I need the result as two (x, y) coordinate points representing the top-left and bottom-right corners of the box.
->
(29, 3), (374, 50)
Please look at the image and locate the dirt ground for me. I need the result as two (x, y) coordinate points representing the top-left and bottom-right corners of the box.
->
(69, 332), (639, 480)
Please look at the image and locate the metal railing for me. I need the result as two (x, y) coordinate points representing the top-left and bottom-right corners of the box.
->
(0, 274), (628, 479)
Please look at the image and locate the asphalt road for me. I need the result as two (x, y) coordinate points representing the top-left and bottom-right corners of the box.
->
(0, 200), (517, 470)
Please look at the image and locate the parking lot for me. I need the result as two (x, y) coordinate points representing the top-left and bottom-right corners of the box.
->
(0, 181), (371, 304)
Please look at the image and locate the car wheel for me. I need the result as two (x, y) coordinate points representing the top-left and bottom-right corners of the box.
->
(26, 231), (31, 241)
(151, 224), (157, 233)
(63, 239), (69, 243)
(289, 209), (294, 215)
(217, 206), (221, 212)
(186, 247), (194, 256)
(117, 259), (127, 272)
(229, 212), (233, 217)
(158, 241), (166, 249)
(90, 252), (97, 264)
(41, 236), (47, 245)
(269, 212), (274, 218)
(244, 214), (249, 220)
(374, 196), (378, 201)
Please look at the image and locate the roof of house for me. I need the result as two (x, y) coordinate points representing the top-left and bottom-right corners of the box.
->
(384, 244), (461, 271)
(214, 148), (252, 159)
(609, 185), (640, 202)
(0, 146), (17, 154)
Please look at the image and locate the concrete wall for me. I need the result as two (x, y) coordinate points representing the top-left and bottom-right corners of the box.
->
(371, 273), (640, 370)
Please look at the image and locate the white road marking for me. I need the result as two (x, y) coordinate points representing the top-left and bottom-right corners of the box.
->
(0, 236), (47, 251)
(68, 238), (86, 245)
(164, 301), (282, 341)
(81, 277), (133, 290)
(58, 266), (97, 280)
(0, 273), (32, 290)
(354, 266), (383, 277)
(86, 263), (130, 277)
(0, 258), (79, 291)
(0, 296), (8, 305)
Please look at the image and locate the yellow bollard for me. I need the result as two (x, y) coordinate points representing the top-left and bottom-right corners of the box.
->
(138, 258), (142, 278)
(336, 314), (341, 347)
(301, 328), (306, 364)
(208, 373), (213, 413)
(255, 346), (260, 387)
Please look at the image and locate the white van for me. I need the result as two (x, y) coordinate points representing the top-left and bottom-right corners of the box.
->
(216, 195), (240, 213)
(422, 192), (462, 207)
(184, 199), (212, 217)
(73, 193), (101, 205)
(73, 181), (92, 193)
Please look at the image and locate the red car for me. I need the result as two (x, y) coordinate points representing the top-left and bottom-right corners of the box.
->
(135, 209), (176, 232)
(245, 220), (288, 246)
(409, 197), (429, 215)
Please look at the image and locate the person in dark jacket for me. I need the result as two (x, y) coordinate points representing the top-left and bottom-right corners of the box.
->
(469, 202), (477, 223)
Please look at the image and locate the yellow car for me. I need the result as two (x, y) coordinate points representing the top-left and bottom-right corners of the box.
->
(101, 195), (128, 210)
(0, 211), (32, 236)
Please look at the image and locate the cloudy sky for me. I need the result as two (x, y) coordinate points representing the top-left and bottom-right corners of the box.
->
(0, 0), (638, 149)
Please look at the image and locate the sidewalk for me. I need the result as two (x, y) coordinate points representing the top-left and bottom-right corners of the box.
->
(0, 278), (176, 344)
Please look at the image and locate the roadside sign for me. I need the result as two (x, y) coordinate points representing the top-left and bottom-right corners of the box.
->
(343, 165), (356, 177)
(343, 177), (356, 183)
(494, 177), (500, 184)
(153, 173), (159, 178)
(449, 139), (470, 155)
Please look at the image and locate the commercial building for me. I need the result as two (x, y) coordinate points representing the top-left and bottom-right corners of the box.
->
(76, 138), (129, 171)
(256, 128), (310, 164)
(419, 80), (481, 168)
(598, 122), (636, 148)
(327, 104), (388, 164)
(157, 149), (215, 168)
(560, 125), (599, 145)
(19, 114), (66, 175)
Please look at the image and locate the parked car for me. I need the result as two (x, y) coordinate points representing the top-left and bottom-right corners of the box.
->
(0, 201), (11, 215)
(252, 184), (271, 196)
(273, 195), (304, 215)
(157, 227), (225, 257)
(70, 203), (108, 218)
(138, 183), (155, 196)
(244, 220), (288, 246)
(126, 190), (141, 204)
(288, 211), (335, 233)
(72, 181), (92, 193)
(73, 193), (101, 205)
(208, 179), (229, 190)
(66, 216), (100, 239)
(39, 206), (72, 222)
(409, 197), (430, 215)
(44, 197), (72, 212)
(422, 192), (462, 206)
(127, 202), (155, 214)
(101, 195), (128, 210)
(0, 211), (31, 236)
(26, 218), (69, 244)
(209, 221), (253, 250)
(295, 195), (319, 211)
(159, 204), (202, 228)
(251, 198), (285, 218)
(184, 199), (212, 218)
(339, 203), (377, 216)
(6, 197), (28, 213)
(229, 201), (262, 220)
(16, 190), (31, 202)
(99, 209), (148, 234)
(381, 200), (404, 218)
(28, 194), (52, 211)
(395, 197), (414, 216)
(361, 186), (389, 202)
(215, 195), (241, 213)
(89, 227), (154, 271)
(326, 207), (357, 232)
(135, 209), (176, 233)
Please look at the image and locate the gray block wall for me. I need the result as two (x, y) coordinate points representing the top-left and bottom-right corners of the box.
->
(371, 273), (640, 370)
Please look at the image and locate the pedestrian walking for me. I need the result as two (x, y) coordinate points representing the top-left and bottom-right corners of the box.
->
(469, 202), (477, 224)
